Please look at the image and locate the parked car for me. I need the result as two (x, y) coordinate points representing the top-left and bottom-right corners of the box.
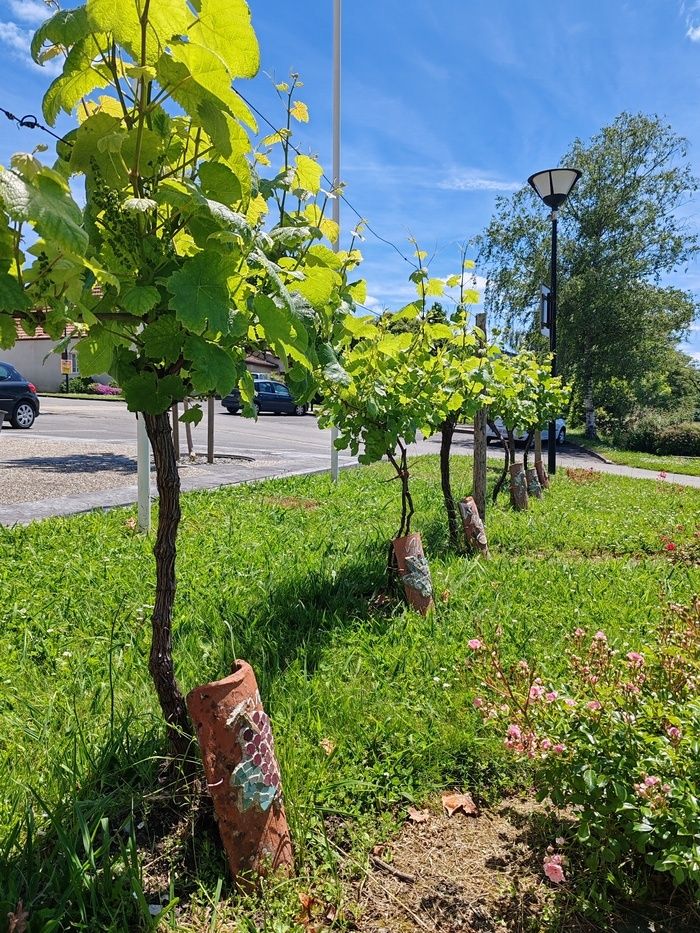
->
(0, 361), (40, 429)
(221, 378), (308, 416)
(486, 417), (566, 445)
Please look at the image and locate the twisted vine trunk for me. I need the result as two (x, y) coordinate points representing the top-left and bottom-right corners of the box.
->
(490, 418), (510, 503)
(439, 415), (459, 548)
(144, 410), (191, 757)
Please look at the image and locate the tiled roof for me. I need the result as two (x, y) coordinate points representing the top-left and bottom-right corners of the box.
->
(15, 322), (77, 340)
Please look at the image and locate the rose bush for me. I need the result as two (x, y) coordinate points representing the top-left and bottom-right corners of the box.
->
(466, 599), (700, 904)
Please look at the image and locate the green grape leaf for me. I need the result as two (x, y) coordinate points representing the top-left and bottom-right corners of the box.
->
(189, 0), (260, 80)
(290, 264), (338, 310)
(122, 371), (187, 414)
(167, 251), (230, 334)
(198, 162), (243, 206)
(121, 285), (161, 315)
(0, 273), (30, 312)
(343, 314), (377, 340)
(75, 325), (116, 375)
(184, 334), (238, 395)
(292, 155), (322, 194)
(0, 312), (17, 348)
(43, 36), (111, 125)
(179, 403), (203, 425)
(32, 6), (91, 63)
(86, 0), (191, 65)
(141, 317), (184, 364)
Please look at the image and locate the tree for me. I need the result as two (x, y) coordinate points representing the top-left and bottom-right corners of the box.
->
(0, 0), (361, 755)
(478, 113), (699, 438)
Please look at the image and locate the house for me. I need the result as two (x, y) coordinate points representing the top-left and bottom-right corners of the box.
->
(3, 321), (284, 392)
(2, 323), (82, 392)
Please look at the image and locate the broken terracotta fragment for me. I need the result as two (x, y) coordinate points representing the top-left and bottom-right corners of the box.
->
(392, 532), (434, 615)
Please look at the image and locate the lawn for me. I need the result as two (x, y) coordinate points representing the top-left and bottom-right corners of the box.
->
(1, 456), (699, 930)
(567, 429), (700, 477)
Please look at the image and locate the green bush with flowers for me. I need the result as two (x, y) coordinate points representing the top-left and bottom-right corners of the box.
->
(466, 599), (700, 906)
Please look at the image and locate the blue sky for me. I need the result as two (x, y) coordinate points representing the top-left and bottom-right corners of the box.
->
(2, 0), (700, 357)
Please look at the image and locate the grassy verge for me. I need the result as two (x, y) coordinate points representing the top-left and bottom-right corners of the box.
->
(1, 456), (699, 929)
(567, 429), (700, 477)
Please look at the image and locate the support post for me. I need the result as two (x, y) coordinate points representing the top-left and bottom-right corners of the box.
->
(137, 411), (151, 533)
(330, 0), (342, 483)
(548, 210), (558, 475)
(207, 396), (214, 464)
(473, 311), (488, 520)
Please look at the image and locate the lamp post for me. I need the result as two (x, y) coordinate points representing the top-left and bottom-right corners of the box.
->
(329, 0), (341, 482)
(527, 168), (581, 475)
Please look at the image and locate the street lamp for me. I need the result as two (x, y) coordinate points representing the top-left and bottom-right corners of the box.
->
(528, 167), (582, 475)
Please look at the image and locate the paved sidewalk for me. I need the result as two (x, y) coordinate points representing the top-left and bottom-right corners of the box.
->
(2, 432), (699, 526)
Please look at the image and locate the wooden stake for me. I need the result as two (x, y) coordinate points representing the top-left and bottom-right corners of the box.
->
(472, 311), (488, 521)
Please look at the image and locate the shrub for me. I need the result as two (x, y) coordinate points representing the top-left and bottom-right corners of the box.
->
(91, 383), (122, 396)
(59, 375), (95, 394)
(616, 411), (670, 453)
(466, 599), (700, 907)
(656, 423), (700, 457)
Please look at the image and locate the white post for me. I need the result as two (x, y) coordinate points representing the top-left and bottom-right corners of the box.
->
(136, 412), (151, 533)
(330, 0), (342, 482)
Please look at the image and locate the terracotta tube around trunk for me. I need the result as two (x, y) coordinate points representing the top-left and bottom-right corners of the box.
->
(186, 661), (293, 880)
(526, 467), (543, 499)
(392, 532), (434, 614)
(509, 463), (529, 511)
(458, 496), (490, 558)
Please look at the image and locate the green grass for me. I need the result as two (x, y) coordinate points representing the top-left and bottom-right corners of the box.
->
(568, 429), (700, 477)
(1, 456), (699, 930)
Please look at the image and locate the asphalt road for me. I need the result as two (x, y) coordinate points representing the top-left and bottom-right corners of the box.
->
(1, 397), (698, 525)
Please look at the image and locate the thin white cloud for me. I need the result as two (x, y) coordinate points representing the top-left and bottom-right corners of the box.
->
(690, 351), (700, 361)
(438, 173), (522, 193)
(687, 24), (700, 40)
(8, 1), (50, 26)
(0, 19), (62, 75)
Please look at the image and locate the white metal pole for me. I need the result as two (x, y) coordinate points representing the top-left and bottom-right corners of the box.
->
(330, 0), (341, 482)
(136, 412), (151, 533)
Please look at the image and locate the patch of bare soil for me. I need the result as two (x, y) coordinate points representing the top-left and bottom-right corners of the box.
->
(263, 496), (320, 510)
(351, 796), (557, 933)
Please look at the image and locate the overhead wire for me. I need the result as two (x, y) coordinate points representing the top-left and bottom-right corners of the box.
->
(0, 106), (70, 145)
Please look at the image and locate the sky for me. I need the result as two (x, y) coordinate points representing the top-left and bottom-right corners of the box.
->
(2, 0), (700, 358)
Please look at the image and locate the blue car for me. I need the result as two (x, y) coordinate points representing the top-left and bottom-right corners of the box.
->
(0, 361), (40, 429)
(221, 377), (308, 417)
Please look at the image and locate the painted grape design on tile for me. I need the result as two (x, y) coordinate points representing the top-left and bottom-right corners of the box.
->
(230, 705), (282, 812)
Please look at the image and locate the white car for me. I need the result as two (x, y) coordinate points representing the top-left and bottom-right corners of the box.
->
(486, 417), (566, 445)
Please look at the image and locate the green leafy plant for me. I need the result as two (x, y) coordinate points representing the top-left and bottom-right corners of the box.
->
(0, 0), (361, 753)
(467, 599), (700, 908)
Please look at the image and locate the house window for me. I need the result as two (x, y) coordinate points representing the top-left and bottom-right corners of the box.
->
(69, 351), (79, 374)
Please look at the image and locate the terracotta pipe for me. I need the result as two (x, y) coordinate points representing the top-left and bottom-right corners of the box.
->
(186, 661), (293, 880)
(526, 467), (543, 499)
(392, 532), (433, 615)
(535, 458), (549, 489)
(458, 496), (490, 558)
(509, 463), (529, 511)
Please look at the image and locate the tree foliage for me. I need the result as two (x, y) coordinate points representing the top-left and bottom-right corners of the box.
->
(478, 112), (699, 436)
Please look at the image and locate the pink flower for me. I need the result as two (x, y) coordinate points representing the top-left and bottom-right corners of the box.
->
(666, 726), (681, 743)
(593, 631), (607, 642)
(473, 697), (485, 709)
(564, 698), (576, 708)
(540, 738), (552, 751)
(543, 854), (566, 884)
(545, 691), (558, 703)
(506, 724), (522, 739)
(552, 743), (566, 754)
(555, 837), (565, 846)
(658, 471), (668, 479)
(586, 700), (602, 711)
(468, 639), (482, 651)
(529, 685), (545, 700)
(644, 775), (660, 787)
(626, 651), (644, 668)
(665, 542), (677, 552)
(573, 627), (585, 638)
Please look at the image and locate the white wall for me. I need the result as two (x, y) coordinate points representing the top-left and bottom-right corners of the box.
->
(1, 339), (109, 391)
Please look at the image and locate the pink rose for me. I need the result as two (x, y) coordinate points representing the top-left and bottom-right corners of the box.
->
(468, 639), (482, 651)
(543, 854), (566, 884)
(529, 685), (545, 701)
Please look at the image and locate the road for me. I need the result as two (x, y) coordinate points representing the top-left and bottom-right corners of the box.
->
(1, 397), (697, 525)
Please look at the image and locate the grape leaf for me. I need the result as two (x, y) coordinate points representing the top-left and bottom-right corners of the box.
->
(167, 252), (230, 334)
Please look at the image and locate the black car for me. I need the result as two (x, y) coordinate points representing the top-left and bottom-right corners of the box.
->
(221, 378), (307, 416)
(0, 361), (40, 429)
